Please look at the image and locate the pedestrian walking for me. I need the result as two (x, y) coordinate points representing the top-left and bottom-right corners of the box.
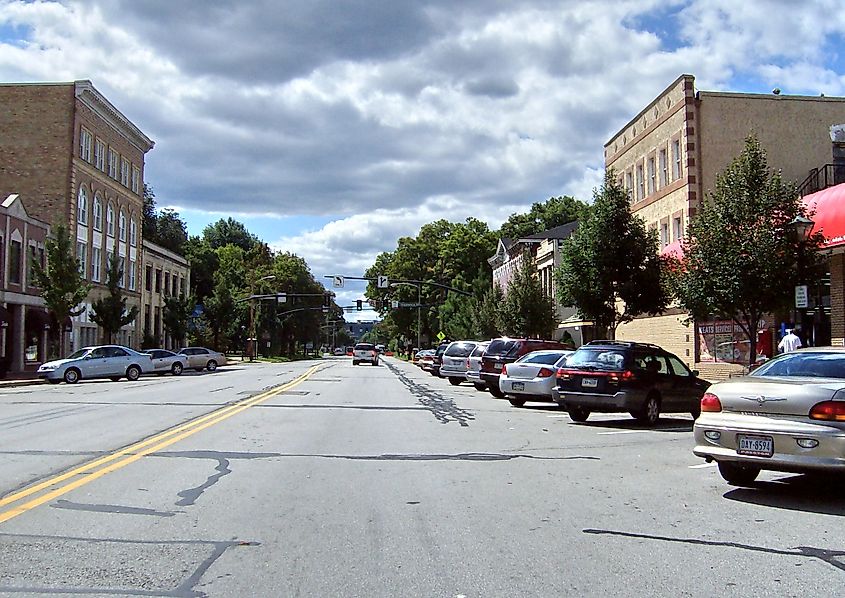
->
(778, 329), (802, 353)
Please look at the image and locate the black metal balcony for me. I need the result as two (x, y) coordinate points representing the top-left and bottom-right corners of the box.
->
(797, 163), (845, 197)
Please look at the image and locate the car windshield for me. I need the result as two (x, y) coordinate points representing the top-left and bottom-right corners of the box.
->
(517, 351), (568, 365)
(445, 342), (475, 357)
(486, 339), (519, 357)
(66, 349), (89, 359)
(751, 352), (845, 378)
(565, 348), (627, 371)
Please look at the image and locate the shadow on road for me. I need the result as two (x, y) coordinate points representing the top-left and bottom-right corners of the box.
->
(572, 417), (693, 432)
(723, 474), (845, 517)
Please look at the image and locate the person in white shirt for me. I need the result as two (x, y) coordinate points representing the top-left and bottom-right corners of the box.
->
(778, 329), (802, 353)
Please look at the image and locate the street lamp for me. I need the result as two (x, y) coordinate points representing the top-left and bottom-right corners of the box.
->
(787, 215), (815, 342)
(390, 281), (422, 352)
(248, 274), (276, 361)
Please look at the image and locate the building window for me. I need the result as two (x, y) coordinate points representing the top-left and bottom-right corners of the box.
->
(625, 171), (633, 201)
(179, 276), (185, 297)
(659, 148), (668, 187)
(164, 272), (171, 296)
(660, 222), (669, 247)
(118, 256), (126, 288)
(155, 268), (161, 293)
(76, 241), (87, 278)
(144, 304), (151, 334)
(80, 128), (92, 162)
(130, 218), (137, 246)
(647, 157), (656, 195)
(93, 195), (103, 231)
(129, 259), (136, 291)
(131, 166), (140, 194)
(9, 240), (21, 285)
(27, 245), (37, 284)
(119, 210), (127, 241)
(636, 164), (645, 201)
(107, 204), (115, 237)
(146, 265), (152, 291)
(672, 139), (682, 180)
(108, 149), (118, 179)
(92, 246), (101, 282)
(120, 158), (130, 187)
(94, 139), (106, 171)
(673, 216), (683, 242)
(77, 186), (89, 225)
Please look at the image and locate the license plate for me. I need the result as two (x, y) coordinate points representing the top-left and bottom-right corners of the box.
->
(581, 378), (598, 388)
(511, 382), (524, 391)
(737, 435), (774, 457)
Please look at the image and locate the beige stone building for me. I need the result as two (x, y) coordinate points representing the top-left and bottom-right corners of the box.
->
(140, 240), (190, 351)
(605, 74), (845, 365)
(0, 81), (154, 351)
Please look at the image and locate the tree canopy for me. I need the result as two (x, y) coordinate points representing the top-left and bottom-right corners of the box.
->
(499, 195), (587, 239)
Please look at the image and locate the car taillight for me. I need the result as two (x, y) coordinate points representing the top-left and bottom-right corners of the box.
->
(557, 369), (571, 380)
(537, 367), (553, 378)
(809, 401), (845, 421)
(609, 370), (636, 383)
(502, 364), (508, 375)
(701, 392), (722, 412)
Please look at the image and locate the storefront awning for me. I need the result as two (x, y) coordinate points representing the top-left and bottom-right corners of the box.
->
(660, 239), (684, 259)
(802, 182), (845, 249)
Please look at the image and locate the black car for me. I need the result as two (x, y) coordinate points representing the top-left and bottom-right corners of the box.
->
(430, 340), (452, 377)
(552, 340), (710, 425)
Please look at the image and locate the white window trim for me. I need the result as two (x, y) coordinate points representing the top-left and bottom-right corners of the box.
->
(130, 218), (137, 246)
(119, 210), (127, 241)
(91, 246), (101, 283)
(77, 186), (89, 225)
(107, 205), (115, 237)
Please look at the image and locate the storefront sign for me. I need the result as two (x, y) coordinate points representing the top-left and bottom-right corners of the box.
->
(795, 285), (809, 309)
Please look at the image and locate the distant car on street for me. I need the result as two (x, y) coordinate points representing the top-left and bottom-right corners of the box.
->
(333, 347), (345, 356)
(352, 342), (379, 366)
(37, 345), (154, 384)
(178, 347), (227, 372)
(145, 349), (188, 376)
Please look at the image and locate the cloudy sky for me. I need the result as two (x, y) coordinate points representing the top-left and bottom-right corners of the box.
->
(1, 0), (844, 316)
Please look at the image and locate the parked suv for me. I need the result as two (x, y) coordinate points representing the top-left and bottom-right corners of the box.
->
(352, 342), (379, 366)
(552, 340), (710, 425)
(429, 340), (452, 377)
(465, 341), (490, 391)
(439, 341), (478, 385)
(480, 337), (563, 397)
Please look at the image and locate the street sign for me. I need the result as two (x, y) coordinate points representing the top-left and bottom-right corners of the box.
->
(392, 299), (400, 308)
(795, 285), (809, 309)
(436, 331), (446, 342)
(377, 275), (389, 288)
(276, 293), (287, 303)
(332, 275), (344, 288)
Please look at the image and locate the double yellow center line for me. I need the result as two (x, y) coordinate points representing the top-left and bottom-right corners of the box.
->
(0, 364), (323, 525)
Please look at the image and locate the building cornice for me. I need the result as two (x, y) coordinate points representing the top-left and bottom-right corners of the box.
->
(142, 239), (189, 266)
(74, 80), (155, 154)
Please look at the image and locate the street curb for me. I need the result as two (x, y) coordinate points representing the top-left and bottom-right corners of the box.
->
(0, 379), (47, 389)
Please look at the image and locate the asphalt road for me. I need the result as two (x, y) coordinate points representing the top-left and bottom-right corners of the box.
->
(0, 356), (843, 597)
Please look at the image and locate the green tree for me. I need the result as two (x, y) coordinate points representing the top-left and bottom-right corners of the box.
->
(142, 184), (157, 243)
(31, 222), (91, 357)
(89, 254), (139, 344)
(203, 218), (259, 251)
(499, 195), (587, 239)
(476, 284), (504, 339)
(498, 252), (558, 338)
(155, 208), (188, 254)
(555, 171), (667, 338)
(163, 294), (195, 348)
(669, 136), (822, 364)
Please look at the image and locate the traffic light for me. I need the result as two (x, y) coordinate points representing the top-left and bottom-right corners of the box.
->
(356, 299), (363, 311)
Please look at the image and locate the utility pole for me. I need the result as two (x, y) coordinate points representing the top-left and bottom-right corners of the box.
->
(248, 274), (276, 361)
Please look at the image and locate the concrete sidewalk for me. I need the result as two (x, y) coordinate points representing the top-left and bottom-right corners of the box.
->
(0, 373), (46, 388)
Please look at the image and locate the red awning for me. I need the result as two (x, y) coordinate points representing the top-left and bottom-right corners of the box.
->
(802, 182), (845, 248)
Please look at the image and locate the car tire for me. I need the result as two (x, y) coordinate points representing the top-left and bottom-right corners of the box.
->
(171, 362), (183, 376)
(206, 360), (217, 372)
(63, 368), (80, 384)
(635, 394), (661, 426)
(717, 461), (760, 486)
(508, 399), (525, 407)
(473, 383), (487, 391)
(488, 385), (505, 398)
(448, 377), (463, 386)
(126, 365), (141, 381)
(568, 407), (590, 422)
(353, 360), (359, 365)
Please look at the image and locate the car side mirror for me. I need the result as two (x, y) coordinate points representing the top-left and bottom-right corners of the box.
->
(691, 369), (699, 377)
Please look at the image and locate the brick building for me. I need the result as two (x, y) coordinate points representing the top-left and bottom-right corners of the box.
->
(0, 81), (154, 351)
(605, 74), (845, 365)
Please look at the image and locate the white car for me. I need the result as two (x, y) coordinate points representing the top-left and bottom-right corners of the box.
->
(352, 342), (379, 366)
(498, 349), (574, 407)
(37, 345), (154, 384)
(178, 347), (227, 371)
(439, 341), (479, 385)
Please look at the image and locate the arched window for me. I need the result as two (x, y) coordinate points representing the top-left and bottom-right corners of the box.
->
(106, 204), (115, 237)
(93, 194), (103, 231)
(129, 217), (137, 246)
(77, 186), (88, 225)
(119, 209), (127, 241)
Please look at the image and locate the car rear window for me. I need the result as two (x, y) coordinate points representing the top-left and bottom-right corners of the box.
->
(355, 343), (374, 351)
(471, 344), (489, 357)
(565, 348), (627, 371)
(517, 351), (570, 365)
(752, 352), (845, 378)
(445, 342), (476, 357)
(486, 339), (520, 357)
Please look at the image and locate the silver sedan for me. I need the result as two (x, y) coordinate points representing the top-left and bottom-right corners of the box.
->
(694, 347), (845, 485)
(497, 349), (573, 407)
(146, 349), (188, 376)
(37, 345), (154, 384)
(178, 347), (227, 372)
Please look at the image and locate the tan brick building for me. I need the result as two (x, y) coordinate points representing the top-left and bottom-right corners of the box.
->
(605, 74), (845, 365)
(141, 240), (190, 351)
(0, 81), (154, 352)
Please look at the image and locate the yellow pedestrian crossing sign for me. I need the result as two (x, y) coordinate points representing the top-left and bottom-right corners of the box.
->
(436, 331), (446, 342)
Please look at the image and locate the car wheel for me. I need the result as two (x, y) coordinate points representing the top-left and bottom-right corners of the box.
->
(126, 365), (141, 381)
(448, 377), (463, 386)
(353, 360), (359, 365)
(64, 368), (80, 384)
(568, 407), (590, 422)
(206, 360), (218, 372)
(488, 385), (505, 398)
(473, 383), (487, 391)
(171, 362), (183, 376)
(717, 461), (760, 486)
(508, 398), (525, 407)
(635, 394), (661, 425)
(110, 376), (122, 382)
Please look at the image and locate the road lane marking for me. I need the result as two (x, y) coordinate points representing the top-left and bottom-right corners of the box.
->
(0, 364), (323, 525)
